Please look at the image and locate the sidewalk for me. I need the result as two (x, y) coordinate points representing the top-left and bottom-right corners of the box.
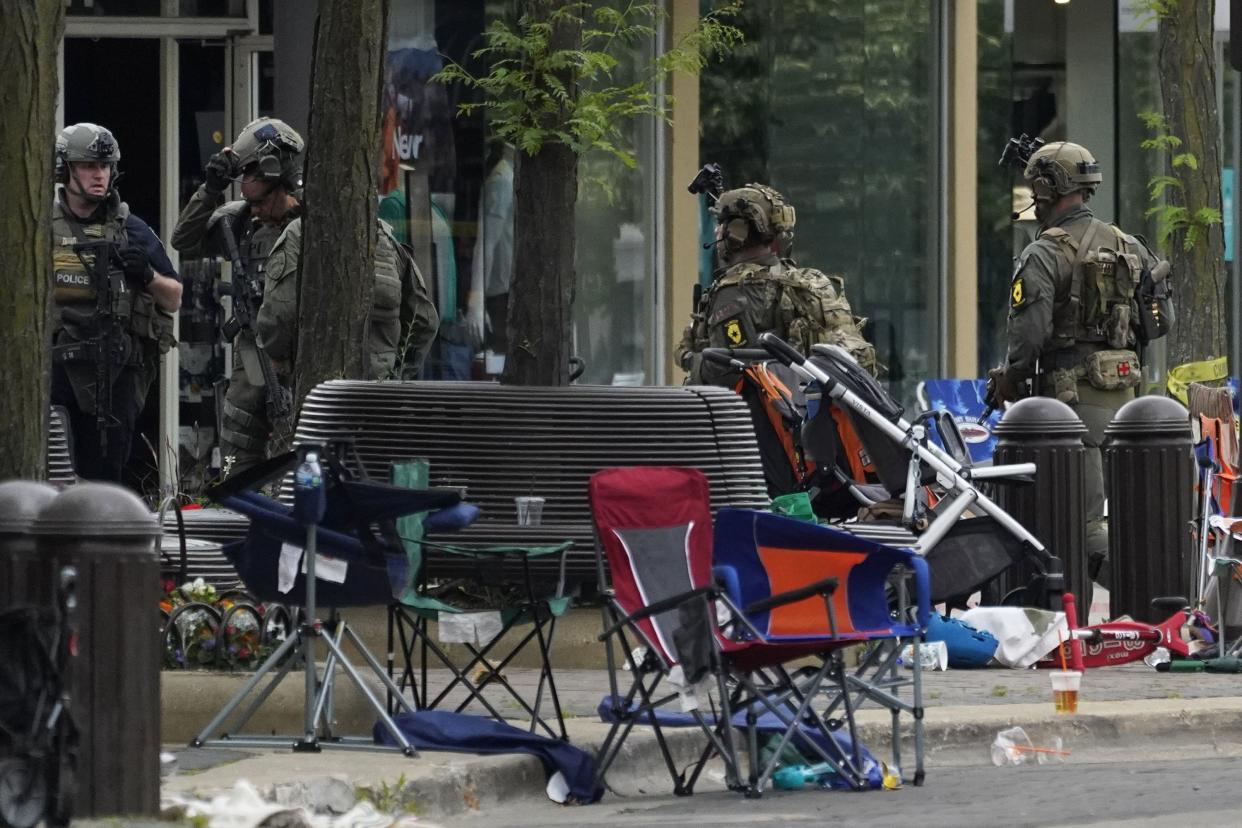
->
(146, 662), (1242, 824)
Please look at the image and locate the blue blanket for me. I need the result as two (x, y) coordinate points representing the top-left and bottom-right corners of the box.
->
(373, 710), (601, 803)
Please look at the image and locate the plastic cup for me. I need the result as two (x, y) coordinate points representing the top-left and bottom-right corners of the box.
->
(515, 495), (545, 527)
(1050, 670), (1081, 714)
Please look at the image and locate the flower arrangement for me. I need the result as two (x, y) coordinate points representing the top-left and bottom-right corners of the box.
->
(160, 577), (292, 671)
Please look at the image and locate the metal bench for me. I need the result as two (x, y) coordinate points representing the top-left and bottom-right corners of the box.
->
(291, 380), (770, 592)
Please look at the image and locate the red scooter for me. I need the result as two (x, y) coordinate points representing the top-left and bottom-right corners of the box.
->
(1037, 593), (1216, 670)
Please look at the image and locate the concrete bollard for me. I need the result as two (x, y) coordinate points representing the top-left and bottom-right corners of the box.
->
(31, 482), (162, 820)
(0, 480), (59, 610)
(1103, 396), (1194, 623)
(992, 397), (1087, 617)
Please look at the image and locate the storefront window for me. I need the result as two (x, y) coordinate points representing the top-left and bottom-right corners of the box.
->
(385, 0), (660, 384)
(700, 0), (940, 404)
(976, 0), (1016, 378)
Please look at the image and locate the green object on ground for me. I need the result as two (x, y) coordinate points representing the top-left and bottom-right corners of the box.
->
(769, 491), (817, 523)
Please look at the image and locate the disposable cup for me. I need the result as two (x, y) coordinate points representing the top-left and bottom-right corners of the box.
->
(515, 495), (545, 527)
(1050, 670), (1081, 714)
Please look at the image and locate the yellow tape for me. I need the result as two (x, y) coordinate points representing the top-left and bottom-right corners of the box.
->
(1167, 356), (1229, 403)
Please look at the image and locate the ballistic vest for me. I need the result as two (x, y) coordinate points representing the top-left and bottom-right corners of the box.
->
(695, 259), (877, 376)
(1041, 216), (1151, 356)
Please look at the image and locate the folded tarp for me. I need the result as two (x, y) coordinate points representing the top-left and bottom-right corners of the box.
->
(372, 710), (601, 804)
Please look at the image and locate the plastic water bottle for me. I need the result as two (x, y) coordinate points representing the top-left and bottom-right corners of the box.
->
(293, 450), (326, 525)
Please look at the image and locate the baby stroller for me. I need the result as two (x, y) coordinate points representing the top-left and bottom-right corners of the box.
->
(712, 350), (879, 521)
(0, 568), (79, 828)
(737, 333), (1064, 609)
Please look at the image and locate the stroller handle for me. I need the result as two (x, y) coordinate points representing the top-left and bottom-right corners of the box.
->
(701, 347), (772, 367)
(758, 333), (806, 367)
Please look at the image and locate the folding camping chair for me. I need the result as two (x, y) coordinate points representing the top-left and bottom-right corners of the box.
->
(190, 445), (476, 755)
(754, 333), (1064, 609)
(385, 459), (572, 740)
(589, 466), (930, 797)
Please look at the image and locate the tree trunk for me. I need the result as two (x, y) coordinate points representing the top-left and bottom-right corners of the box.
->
(293, 0), (390, 407)
(501, 0), (580, 386)
(504, 144), (579, 385)
(1158, 0), (1227, 369)
(0, 2), (63, 480)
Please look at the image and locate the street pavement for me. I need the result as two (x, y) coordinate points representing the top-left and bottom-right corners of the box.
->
(133, 661), (1242, 825)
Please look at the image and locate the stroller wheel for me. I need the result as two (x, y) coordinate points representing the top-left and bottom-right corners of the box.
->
(0, 758), (46, 828)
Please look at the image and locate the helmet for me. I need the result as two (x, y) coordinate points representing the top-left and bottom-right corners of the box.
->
(231, 117), (305, 189)
(55, 122), (120, 185)
(1023, 141), (1102, 199)
(711, 184), (796, 247)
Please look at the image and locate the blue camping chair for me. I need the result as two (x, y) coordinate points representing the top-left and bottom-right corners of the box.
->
(190, 445), (477, 755)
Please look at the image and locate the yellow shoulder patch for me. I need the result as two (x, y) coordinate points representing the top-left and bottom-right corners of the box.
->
(1011, 278), (1024, 308)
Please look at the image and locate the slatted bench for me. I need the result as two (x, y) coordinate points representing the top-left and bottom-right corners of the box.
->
(289, 380), (770, 592)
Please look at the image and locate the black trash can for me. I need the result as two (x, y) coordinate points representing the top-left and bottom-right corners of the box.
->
(0, 480), (59, 611)
(1103, 396), (1194, 623)
(992, 397), (1088, 618)
(31, 483), (162, 820)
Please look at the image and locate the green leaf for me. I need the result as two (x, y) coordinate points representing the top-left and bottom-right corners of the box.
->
(1172, 152), (1199, 170)
(1146, 175), (1181, 198)
(1195, 207), (1223, 226)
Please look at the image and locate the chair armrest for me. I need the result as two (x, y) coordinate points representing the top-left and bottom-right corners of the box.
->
(597, 585), (717, 642)
(742, 576), (838, 617)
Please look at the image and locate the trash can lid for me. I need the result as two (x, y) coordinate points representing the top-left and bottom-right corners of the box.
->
(31, 482), (160, 537)
(992, 396), (1087, 436)
(1103, 395), (1192, 437)
(0, 480), (59, 534)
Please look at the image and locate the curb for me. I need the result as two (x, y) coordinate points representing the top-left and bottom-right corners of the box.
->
(161, 671), (1242, 820)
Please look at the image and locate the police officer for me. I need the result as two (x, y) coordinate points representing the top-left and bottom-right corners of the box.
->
(171, 117), (304, 473)
(676, 183), (874, 387)
(987, 141), (1166, 586)
(255, 213), (439, 408)
(51, 122), (182, 483)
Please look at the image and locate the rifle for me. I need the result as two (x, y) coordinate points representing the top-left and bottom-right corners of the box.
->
(71, 239), (126, 457)
(217, 225), (294, 440)
(688, 161), (725, 315)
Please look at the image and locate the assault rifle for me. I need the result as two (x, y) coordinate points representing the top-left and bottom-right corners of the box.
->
(687, 162), (727, 311)
(70, 239), (127, 457)
(217, 226), (294, 439)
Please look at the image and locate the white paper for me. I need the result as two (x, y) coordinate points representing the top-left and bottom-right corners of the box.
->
(278, 542), (302, 594)
(303, 551), (348, 584)
(438, 611), (504, 645)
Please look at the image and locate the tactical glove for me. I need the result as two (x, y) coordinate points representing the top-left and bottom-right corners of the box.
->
(204, 148), (236, 194)
(120, 246), (155, 289)
(985, 367), (1022, 409)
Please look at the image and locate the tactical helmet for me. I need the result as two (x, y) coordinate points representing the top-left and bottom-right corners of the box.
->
(55, 122), (120, 185)
(231, 117), (305, 189)
(1023, 141), (1102, 199)
(712, 184), (796, 247)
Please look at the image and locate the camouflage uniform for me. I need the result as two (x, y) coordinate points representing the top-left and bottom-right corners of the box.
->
(677, 254), (874, 387)
(256, 217), (439, 388)
(999, 142), (1165, 584)
(677, 183), (874, 387)
(172, 118), (304, 473)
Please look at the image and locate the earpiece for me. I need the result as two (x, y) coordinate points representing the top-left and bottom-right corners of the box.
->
(726, 218), (750, 244)
(258, 154), (282, 179)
